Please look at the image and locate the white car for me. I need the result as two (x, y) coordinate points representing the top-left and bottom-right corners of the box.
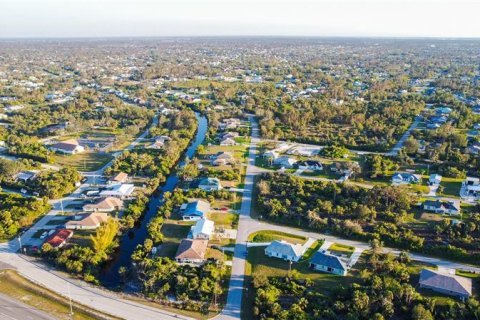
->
(40, 231), (48, 239)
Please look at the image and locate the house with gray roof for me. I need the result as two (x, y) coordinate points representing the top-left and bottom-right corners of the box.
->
(419, 269), (472, 300)
(423, 200), (460, 215)
(264, 240), (306, 262)
(309, 251), (348, 276)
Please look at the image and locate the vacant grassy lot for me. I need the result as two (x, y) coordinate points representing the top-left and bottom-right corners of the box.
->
(54, 152), (113, 172)
(438, 177), (463, 198)
(0, 269), (117, 320)
(207, 211), (238, 229)
(328, 243), (355, 258)
(157, 221), (192, 258)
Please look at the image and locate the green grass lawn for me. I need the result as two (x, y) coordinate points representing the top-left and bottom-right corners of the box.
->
(438, 177), (463, 198)
(248, 230), (307, 244)
(157, 221), (192, 258)
(54, 152), (113, 172)
(207, 211), (238, 229)
(328, 243), (355, 257)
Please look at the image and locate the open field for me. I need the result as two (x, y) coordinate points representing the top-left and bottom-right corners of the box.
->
(54, 152), (113, 172)
(248, 230), (307, 244)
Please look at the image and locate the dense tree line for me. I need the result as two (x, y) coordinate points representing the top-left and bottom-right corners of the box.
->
(0, 193), (51, 239)
(256, 173), (480, 263)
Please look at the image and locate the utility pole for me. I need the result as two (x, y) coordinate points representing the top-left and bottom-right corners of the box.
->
(67, 282), (74, 319)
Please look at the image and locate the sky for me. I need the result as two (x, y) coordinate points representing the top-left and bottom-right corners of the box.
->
(1, 0), (480, 38)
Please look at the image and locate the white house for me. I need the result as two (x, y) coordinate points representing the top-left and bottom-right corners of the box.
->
(148, 135), (171, 149)
(198, 177), (222, 191)
(190, 218), (214, 240)
(297, 160), (323, 171)
(462, 177), (480, 198)
(274, 156), (297, 168)
(100, 184), (135, 199)
(49, 140), (85, 155)
(429, 174), (442, 185)
(180, 200), (211, 221)
(391, 172), (421, 185)
(309, 251), (348, 276)
(264, 240), (306, 262)
(423, 200), (460, 215)
(220, 137), (236, 146)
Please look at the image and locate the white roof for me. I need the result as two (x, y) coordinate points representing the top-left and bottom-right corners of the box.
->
(100, 184), (135, 196)
(191, 218), (214, 237)
(266, 240), (305, 258)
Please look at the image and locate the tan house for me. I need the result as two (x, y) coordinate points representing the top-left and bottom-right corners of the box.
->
(175, 239), (208, 265)
(108, 172), (129, 185)
(83, 197), (123, 212)
(65, 212), (109, 230)
(212, 152), (235, 166)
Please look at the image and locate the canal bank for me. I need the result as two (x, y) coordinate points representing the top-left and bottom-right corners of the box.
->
(100, 112), (208, 288)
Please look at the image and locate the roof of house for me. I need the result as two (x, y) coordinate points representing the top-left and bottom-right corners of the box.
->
(175, 239), (208, 260)
(14, 170), (38, 181)
(183, 200), (211, 217)
(65, 212), (109, 228)
(419, 269), (472, 296)
(50, 140), (82, 152)
(45, 229), (73, 247)
(199, 177), (221, 187)
(298, 160), (322, 167)
(110, 172), (128, 182)
(191, 218), (214, 237)
(83, 197), (123, 211)
(423, 200), (459, 211)
(265, 240), (305, 258)
(310, 251), (348, 271)
(392, 172), (421, 181)
(215, 152), (234, 160)
(100, 184), (135, 196)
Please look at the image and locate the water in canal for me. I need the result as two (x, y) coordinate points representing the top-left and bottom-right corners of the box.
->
(100, 112), (208, 288)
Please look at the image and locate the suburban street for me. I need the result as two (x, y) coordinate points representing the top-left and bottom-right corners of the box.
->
(0, 294), (55, 320)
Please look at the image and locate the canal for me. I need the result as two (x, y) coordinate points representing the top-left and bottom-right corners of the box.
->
(100, 112), (208, 288)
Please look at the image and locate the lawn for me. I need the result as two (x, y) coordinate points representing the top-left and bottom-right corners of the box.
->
(0, 269), (118, 320)
(438, 177), (463, 198)
(248, 230), (307, 244)
(328, 243), (355, 258)
(156, 221), (192, 258)
(207, 211), (238, 229)
(54, 152), (113, 172)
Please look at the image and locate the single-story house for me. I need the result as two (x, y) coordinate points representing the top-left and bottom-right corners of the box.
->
(222, 132), (239, 140)
(198, 177), (222, 191)
(423, 200), (460, 215)
(45, 229), (73, 248)
(180, 200), (211, 221)
(175, 239), (209, 265)
(148, 135), (171, 149)
(65, 211), (109, 230)
(212, 152), (235, 166)
(309, 251), (348, 276)
(274, 156), (297, 168)
(298, 160), (323, 171)
(263, 150), (279, 160)
(190, 218), (215, 240)
(83, 196), (123, 212)
(49, 139), (85, 155)
(108, 172), (128, 185)
(100, 184), (135, 199)
(220, 137), (236, 146)
(265, 240), (306, 262)
(462, 176), (480, 198)
(14, 170), (39, 182)
(429, 174), (442, 185)
(391, 172), (421, 185)
(419, 269), (472, 300)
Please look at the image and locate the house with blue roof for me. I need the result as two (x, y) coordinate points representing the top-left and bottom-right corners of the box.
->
(180, 200), (211, 221)
(309, 251), (348, 276)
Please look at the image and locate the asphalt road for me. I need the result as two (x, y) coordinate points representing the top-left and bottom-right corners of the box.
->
(0, 294), (56, 320)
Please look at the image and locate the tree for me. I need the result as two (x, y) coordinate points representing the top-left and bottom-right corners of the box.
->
(411, 304), (433, 320)
(90, 219), (119, 260)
